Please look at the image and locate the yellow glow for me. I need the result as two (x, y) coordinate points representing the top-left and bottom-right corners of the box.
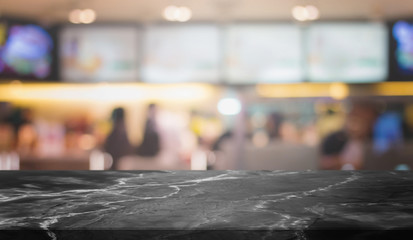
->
(329, 82), (349, 100)
(374, 82), (413, 96)
(2, 82), (413, 104)
(0, 82), (217, 104)
(256, 83), (331, 98)
(256, 82), (413, 98)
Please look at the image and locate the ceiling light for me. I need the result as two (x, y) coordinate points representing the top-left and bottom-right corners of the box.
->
(163, 5), (192, 22)
(69, 9), (97, 24)
(69, 9), (82, 24)
(163, 5), (178, 21)
(217, 98), (242, 116)
(80, 9), (96, 24)
(292, 5), (320, 22)
(306, 5), (320, 20)
(176, 7), (192, 22)
(292, 6), (308, 21)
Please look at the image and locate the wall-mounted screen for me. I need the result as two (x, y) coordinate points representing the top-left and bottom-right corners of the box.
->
(60, 25), (140, 82)
(142, 24), (220, 83)
(0, 19), (55, 80)
(225, 24), (304, 84)
(391, 20), (413, 79)
(307, 23), (388, 83)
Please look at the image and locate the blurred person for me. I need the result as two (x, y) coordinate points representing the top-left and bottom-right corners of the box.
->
(0, 124), (14, 153)
(16, 124), (37, 156)
(265, 113), (305, 145)
(247, 112), (282, 149)
(266, 113), (284, 140)
(211, 111), (252, 170)
(404, 104), (413, 140)
(104, 107), (133, 170)
(15, 109), (37, 156)
(4, 107), (36, 152)
(212, 130), (233, 152)
(0, 102), (14, 152)
(0, 102), (12, 122)
(320, 101), (379, 170)
(212, 111), (253, 152)
(136, 103), (160, 157)
(8, 108), (32, 136)
(316, 103), (347, 140)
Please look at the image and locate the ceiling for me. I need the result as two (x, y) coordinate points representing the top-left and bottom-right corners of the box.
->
(0, 0), (412, 23)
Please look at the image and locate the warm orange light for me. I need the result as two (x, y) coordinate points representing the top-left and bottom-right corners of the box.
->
(0, 82), (217, 104)
(329, 83), (349, 100)
(374, 82), (413, 96)
(256, 82), (413, 98)
(256, 83), (330, 98)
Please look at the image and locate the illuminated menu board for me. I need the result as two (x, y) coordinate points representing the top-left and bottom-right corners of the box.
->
(60, 26), (140, 82)
(0, 20), (55, 80)
(306, 23), (388, 83)
(225, 24), (304, 84)
(392, 21), (413, 79)
(142, 24), (221, 83)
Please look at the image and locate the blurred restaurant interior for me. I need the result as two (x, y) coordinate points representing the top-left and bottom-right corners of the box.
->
(1, 0), (413, 171)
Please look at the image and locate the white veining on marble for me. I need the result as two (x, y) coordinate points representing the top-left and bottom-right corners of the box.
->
(256, 172), (361, 209)
(251, 172), (362, 230)
(1, 170), (412, 237)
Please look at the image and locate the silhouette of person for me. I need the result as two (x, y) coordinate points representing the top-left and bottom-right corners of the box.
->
(136, 103), (160, 157)
(320, 101), (378, 170)
(104, 107), (133, 170)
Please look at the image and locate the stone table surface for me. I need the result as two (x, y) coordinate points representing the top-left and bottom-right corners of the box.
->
(1, 170), (413, 239)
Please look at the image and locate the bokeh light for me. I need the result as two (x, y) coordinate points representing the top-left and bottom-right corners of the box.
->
(69, 9), (82, 24)
(177, 7), (192, 22)
(306, 5), (320, 20)
(163, 5), (178, 21)
(329, 82), (349, 100)
(80, 9), (97, 24)
(217, 98), (242, 116)
(69, 9), (97, 24)
(163, 5), (192, 22)
(292, 6), (308, 22)
(292, 5), (320, 21)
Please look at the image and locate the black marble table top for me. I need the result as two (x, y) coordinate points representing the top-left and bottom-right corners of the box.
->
(1, 170), (413, 240)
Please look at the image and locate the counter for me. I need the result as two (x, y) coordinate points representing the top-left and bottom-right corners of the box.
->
(0, 171), (413, 239)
